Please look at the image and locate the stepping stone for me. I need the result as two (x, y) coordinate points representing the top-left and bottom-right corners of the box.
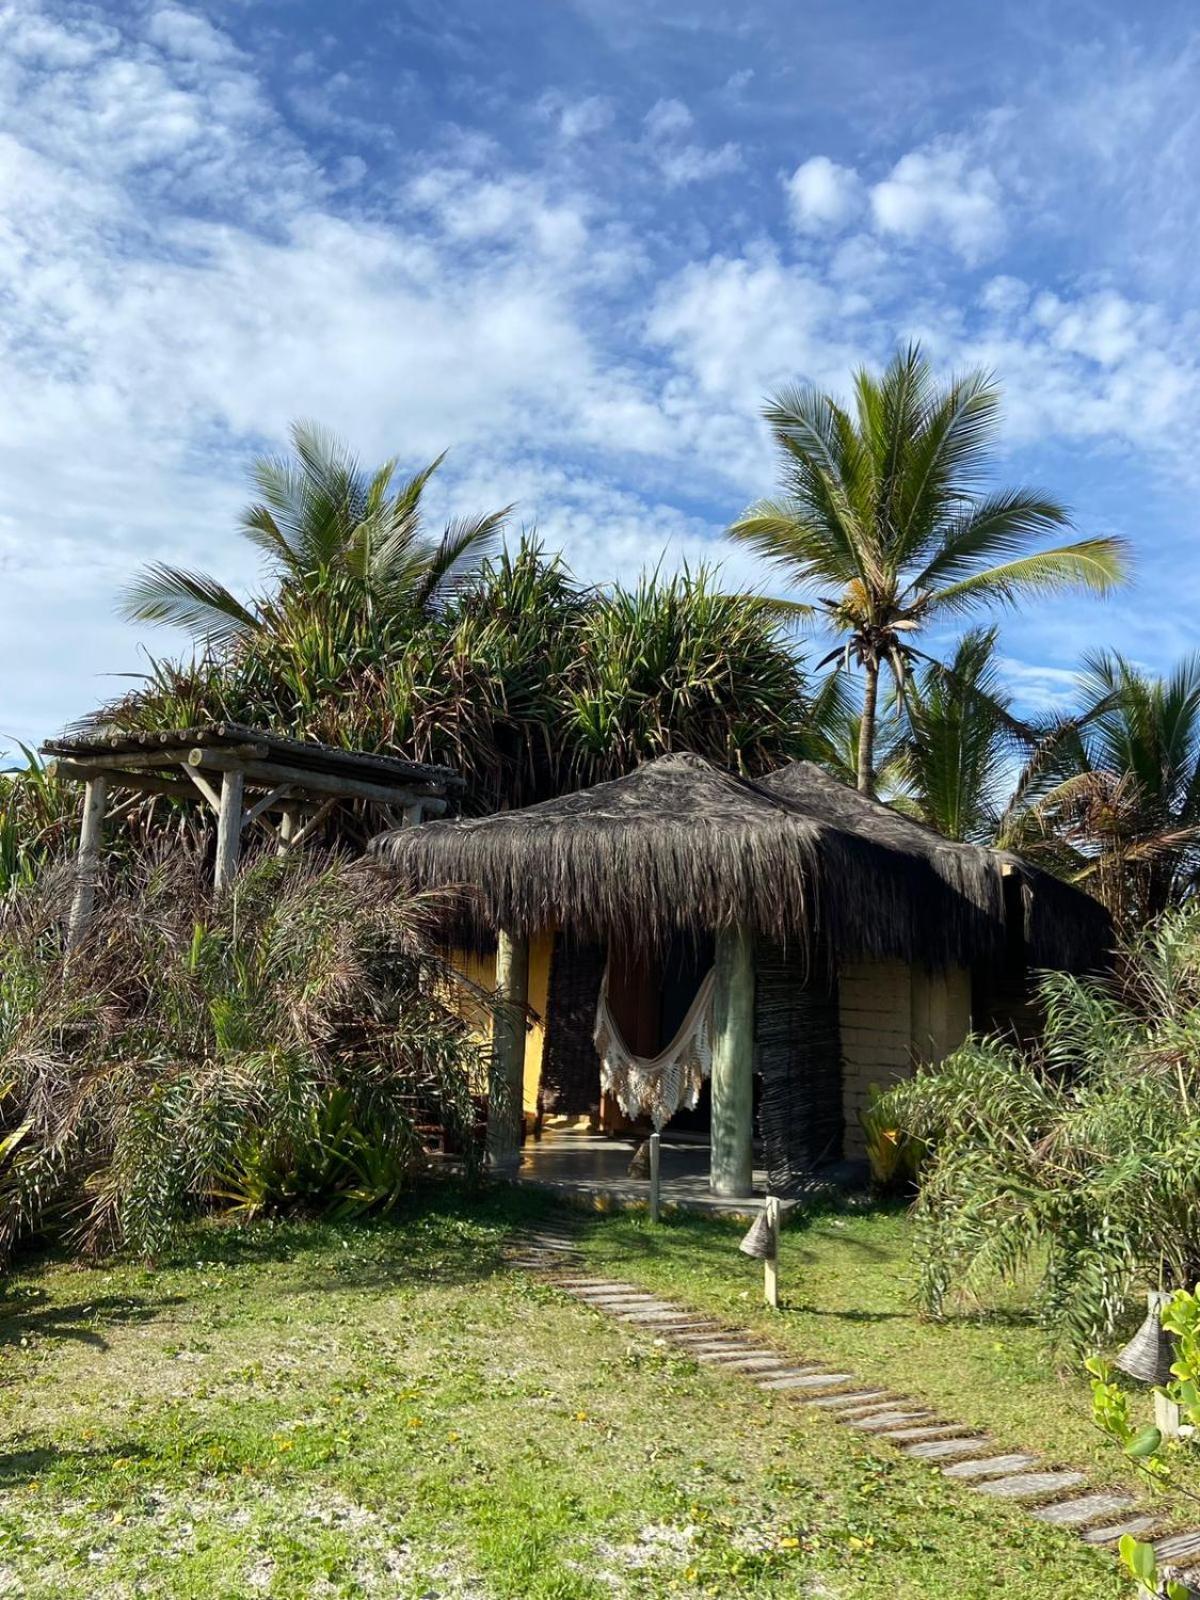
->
(904, 1437), (994, 1462)
(1155, 1532), (1200, 1566)
(616, 1307), (691, 1321)
(702, 1355), (793, 1373)
(693, 1349), (775, 1366)
(679, 1339), (759, 1354)
(847, 1409), (934, 1432)
(759, 1373), (856, 1391)
(806, 1391), (893, 1411)
(942, 1454), (1038, 1480)
(1081, 1516), (1163, 1546)
(973, 1471), (1087, 1500)
(1030, 1491), (1137, 1528)
(883, 1424), (976, 1444)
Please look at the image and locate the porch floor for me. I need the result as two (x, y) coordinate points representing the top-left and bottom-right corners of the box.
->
(517, 1130), (770, 1217)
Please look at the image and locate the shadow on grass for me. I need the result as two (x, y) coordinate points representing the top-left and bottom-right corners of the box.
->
(0, 1439), (157, 1491)
(0, 1291), (177, 1354)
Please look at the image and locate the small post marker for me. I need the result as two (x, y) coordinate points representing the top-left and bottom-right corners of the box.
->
(764, 1195), (780, 1309)
(649, 1131), (661, 1224)
(738, 1194), (780, 1308)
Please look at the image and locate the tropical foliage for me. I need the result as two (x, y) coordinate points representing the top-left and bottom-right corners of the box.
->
(727, 344), (1128, 792)
(1008, 651), (1200, 928)
(96, 540), (812, 815)
(879, 905), (1200, 1349)
(0, 848), (487, 1261)
(120, 420), (511, 648)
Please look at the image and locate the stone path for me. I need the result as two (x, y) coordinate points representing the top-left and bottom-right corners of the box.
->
(508, 1223), (1200, 1596)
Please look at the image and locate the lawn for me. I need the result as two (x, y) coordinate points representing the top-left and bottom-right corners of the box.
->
(0, 1185), (1139, 1598)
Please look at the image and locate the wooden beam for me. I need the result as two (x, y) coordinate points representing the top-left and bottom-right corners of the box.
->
(403, 802), (424, 827)
(285, 797), (336, 850)
(181, 763), (223, 815)
(243, 783), (293, 827)
(710, 923), (755, 1198)
(67, 775), (108, 948)
(214, 768), (245, 893)
(486, 929), (529, 1177)
(186, 748), (442, 808)
(46, 761), (194, 803)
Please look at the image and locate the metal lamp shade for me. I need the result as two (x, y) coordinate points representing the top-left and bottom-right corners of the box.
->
(1115, 1291), (1174, 1386)
(739, 1210), (776, 1261)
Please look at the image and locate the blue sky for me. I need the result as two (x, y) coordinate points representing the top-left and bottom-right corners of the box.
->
(2, 0), (1198, 756)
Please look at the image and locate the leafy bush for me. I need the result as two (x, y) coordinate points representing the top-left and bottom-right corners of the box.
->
(880, 906), (1200, 1349)
(0, 848), (488, 1261)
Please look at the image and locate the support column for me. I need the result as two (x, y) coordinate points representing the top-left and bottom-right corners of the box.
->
(710, 923), (755, 1197)
(214, 768), (245, 894)
(277, 802), (299, 857)
(67, 774), (108, 948)
(486, 929), (529, 1177)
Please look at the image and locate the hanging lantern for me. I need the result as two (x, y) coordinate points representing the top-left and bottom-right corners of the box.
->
(1115, 1290), (1174, 1386)
(627, 1140), (650, 1178)
(738, 1209), (776, 1261)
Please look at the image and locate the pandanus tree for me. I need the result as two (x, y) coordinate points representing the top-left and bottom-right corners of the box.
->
(120, 420), (512, 648)
(727, 344), (1128, 794)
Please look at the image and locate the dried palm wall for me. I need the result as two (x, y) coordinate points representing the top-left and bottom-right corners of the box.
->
(838, 960), (971, 1156)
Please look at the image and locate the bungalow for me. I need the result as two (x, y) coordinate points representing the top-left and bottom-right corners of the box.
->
(372, 752), (1110, 1197)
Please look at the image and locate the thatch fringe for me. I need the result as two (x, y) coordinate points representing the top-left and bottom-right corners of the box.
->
(371, 753), (1111, 972)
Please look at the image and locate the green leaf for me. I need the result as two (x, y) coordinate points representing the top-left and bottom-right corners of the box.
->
(1125, 1426), (1163, 1459)
(1120, 1535), (1158, 1584)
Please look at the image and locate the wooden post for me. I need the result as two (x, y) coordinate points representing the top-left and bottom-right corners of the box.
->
(403, 803), (423, 827)
(486, 929), (529, 1177)
(763, 1195), (780, 1309)
(214, 768), (245, 894)
(67, 774), (108, 948)
(277, 803), (298, 857)
(710, 923), (755, 1197)
(649, 1130), (661, 1223)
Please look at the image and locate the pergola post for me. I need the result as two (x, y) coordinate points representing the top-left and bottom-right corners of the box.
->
(67, 774), (108, 948)
(710, 922), (755, 1197)
(486, 928), (529, 1177)
(214, 768), (245, 894)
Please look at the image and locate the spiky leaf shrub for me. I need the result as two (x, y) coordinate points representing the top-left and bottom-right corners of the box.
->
(880, 906), (1200, 1349)
(0, 848), (487, 1260)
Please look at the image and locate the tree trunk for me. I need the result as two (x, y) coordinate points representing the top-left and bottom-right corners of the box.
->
(857, 662), (879, 795)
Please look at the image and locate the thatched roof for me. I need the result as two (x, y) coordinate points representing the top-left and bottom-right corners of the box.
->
(370, 752), (1111, 971)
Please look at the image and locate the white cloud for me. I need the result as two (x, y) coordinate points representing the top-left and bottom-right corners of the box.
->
(870, 139), (1005, 263)
(783, 155), (862, 234)
(642, 96), (741, 187)
(537, 91), (614, 140)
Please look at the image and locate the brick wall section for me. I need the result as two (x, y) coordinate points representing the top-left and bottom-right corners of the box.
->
(839, 961), (971, 1157)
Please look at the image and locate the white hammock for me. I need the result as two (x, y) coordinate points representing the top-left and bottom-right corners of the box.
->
(593, 967), (716, 1131)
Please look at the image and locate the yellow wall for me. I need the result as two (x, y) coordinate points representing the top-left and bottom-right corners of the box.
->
(445, 929), (555, 1116)
(838, 961), (971, 1157)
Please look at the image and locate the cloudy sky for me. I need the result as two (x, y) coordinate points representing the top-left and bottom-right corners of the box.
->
(1, 0), (1198, 757)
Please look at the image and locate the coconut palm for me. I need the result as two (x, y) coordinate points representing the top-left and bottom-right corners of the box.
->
(727, 344), (1128, 794)
(120, 420), (511, 647)
(889, 628), (1036, 844)
(1011, 651), (1200, 928)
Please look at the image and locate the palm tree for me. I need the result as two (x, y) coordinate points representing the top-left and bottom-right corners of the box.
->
(890, 628), (1035, 843)
(1011, 652), (1200, 927)
(120, 421), (511, 647)
(727, 345), (1128, 793)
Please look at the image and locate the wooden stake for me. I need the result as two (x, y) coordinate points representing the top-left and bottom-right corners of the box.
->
(649, 1130), (661, 1223)
(763, 1195), (780, 1309)
(67, 774), (108, 948)
(214, 768), (245, 894)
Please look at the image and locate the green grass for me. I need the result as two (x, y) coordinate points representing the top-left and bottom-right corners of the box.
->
(573, 1193), (1200, 1505)
(0, 1186), (1137, 1598)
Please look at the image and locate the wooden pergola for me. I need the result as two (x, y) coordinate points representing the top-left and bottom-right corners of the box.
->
(42, 723), (462, 944)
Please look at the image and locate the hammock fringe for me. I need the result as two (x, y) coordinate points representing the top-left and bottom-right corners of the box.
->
(593, 968), (716, 1130)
